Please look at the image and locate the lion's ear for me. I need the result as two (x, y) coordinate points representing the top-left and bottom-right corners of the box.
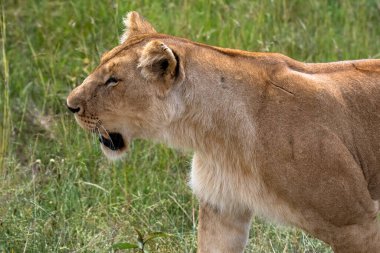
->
(138, 40), (183, 97)
(120, 11), (156, 44)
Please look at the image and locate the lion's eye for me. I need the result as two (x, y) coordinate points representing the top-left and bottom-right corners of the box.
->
(105, 77), (119, 87)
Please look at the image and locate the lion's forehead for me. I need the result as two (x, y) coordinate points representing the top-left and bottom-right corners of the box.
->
(99, 35), (153, 65)
(100, 46), (124, 64)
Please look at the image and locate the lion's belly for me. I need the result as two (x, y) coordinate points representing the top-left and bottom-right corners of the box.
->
(189, 153), (304, 225)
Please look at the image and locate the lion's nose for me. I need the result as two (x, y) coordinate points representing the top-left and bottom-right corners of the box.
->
(67, 81), (87, 114)
(66, 102), (81, 114)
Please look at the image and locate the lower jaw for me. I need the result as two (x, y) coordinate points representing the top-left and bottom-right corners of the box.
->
(97, 132), (128, 160)
(100, 143), (128, 160)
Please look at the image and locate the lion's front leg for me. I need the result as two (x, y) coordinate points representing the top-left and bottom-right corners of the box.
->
(197, 202), (252, 253)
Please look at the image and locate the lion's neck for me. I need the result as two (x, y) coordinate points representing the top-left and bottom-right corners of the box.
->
(165, 53), (265, 160)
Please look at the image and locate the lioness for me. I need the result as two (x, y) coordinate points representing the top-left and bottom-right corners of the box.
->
(66, 12), (380, 253)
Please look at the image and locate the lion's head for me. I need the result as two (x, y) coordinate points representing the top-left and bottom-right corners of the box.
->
(66, 12), (185, 159)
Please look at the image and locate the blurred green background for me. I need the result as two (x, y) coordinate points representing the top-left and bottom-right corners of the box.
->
(1, 0), (379, 252)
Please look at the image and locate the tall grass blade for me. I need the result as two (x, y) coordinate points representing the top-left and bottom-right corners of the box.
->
(0, 6), (11, 176)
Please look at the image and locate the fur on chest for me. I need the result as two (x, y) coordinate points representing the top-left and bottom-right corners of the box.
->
(189, 153), (302, 225)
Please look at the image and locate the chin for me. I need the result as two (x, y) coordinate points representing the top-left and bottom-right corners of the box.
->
(100, 144), (128, 160)
(98, 132), (129, 161)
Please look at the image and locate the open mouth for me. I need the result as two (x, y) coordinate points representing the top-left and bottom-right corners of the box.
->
(98, 132), (125, 151)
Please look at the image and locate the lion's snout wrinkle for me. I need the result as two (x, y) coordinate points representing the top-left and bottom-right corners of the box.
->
(66, 11), (380, 253)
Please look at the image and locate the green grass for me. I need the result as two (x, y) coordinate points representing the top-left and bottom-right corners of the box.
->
(1, 0), (380, 252)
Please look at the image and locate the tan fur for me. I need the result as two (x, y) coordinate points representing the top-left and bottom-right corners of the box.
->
(67, 12), (380, 253)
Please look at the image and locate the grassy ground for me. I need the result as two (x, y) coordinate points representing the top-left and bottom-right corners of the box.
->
(1, 0), (380, 252)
